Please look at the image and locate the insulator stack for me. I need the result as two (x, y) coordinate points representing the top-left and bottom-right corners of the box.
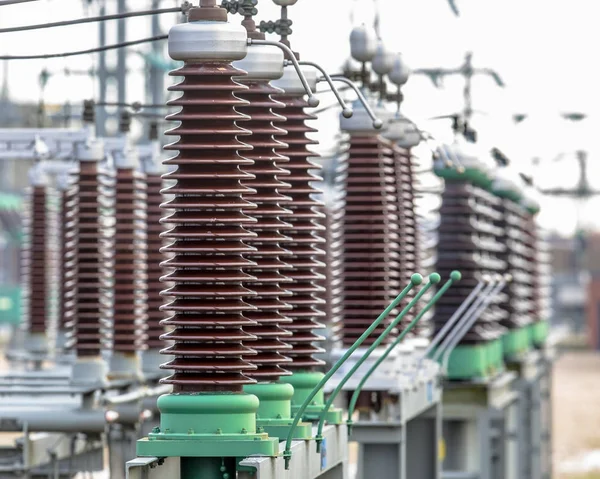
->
(24, 185), (49, 336)
(316, 198), (343, 344)
(273, 94), (326, 369)
(112, 168), (148, 352)
(159, 62), (260, 393)
(434, 182), (506, 343)
(496, 200), (532, 330)
(145, 173), (167, 350)
(526, 216), (551, 340)
(67, 161), (115, 358)
(237, 80), (294, 381)
(334, 135), (401, 347)
(58, 184), (78, 339)
(390, 145), (422, 336)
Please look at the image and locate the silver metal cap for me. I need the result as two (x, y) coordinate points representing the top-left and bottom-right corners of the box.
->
(350, 25), (377, 63)
(28, 162), (48, 187)
(271, 64), (317, 95)
(76, 138), (105, 162)
(389, 53), (410, 86)
(340, 98), (390, 133)
(168, 20), (247, 62)
(371, 42), (394, 75)
(233, 43), (284, 81)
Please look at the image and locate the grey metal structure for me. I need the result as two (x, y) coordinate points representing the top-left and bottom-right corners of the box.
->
(440, 371), (519, 479)
(126, 425), (348, 479)
(506, 349), (554, 479)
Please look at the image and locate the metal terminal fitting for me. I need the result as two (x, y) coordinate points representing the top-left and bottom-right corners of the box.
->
(250, 39), (319, 107)
(339, 98), (388, 133)
(350, 24), (378, 63)
(298, 61), (353, 117)
(330, 75), (383, 129)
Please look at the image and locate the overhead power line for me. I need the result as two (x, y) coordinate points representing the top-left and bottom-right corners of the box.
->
(0, 0), (38, 6)
(0, 35), (168, 60)
(0, 6), (184, 34)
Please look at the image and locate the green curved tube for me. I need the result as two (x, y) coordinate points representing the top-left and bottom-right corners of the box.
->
(313, 273), (442, 450)
(346, 271), (461, 431)
(282, 274), (423, 470)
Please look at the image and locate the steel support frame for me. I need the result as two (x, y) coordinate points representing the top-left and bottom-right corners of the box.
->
(440, 372), (519, 479)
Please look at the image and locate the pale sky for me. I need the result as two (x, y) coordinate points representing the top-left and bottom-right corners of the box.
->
(1, 0), (600, 235)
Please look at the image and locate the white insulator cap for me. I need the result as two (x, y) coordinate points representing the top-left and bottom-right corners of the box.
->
(143, 141), (165, 175)
(271, 65), (317, 96)
(233, 43), (284, 81)
(340, 98), (389, 134)
(28, 163), (48, 187)
(371, 42), (394, 75)
(384, 115), (422, 148)
(76, 138), (105, 163)
(273, 0), (297, 5)
(350, 25), (377, 63)
(55, 169), (72, 191)
(168, 19), (247, 62)
(389, 53), (410, 86)
(383, 115), (407, 142)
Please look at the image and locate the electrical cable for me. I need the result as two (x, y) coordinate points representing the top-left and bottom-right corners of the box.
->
(0, 0), (38, 6)
(0, 6), (183, 34)
(0, 34), (168, 60)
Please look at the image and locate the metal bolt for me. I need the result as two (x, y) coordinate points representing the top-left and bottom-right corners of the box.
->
(216, 428), (222, 435)
(241, 428), (248, 434)
(151, 426), (160, 434)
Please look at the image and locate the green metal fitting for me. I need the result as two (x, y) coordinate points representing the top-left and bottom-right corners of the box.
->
(434, 166), (493, 190)
(346, 271), (460, 434)
(281, 276), (423, 469)
(136, 393), (279, 458)
(243, 382), (312, 439)
(280, 372), (343, 424)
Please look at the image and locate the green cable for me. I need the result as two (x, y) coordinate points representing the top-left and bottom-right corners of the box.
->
(282, 274), (423, 470)
(346, 270), (461, 433)
(313, 272), (442, 452)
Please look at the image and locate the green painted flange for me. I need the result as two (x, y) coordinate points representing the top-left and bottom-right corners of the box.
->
(243, 382), (312, 439)
(136, 393), (279, 458)
(257, 419), (313, 440)
(502, 327), (531, 360)
(434, 166), (493, 190)
(281, 372), (344, 424)
(532, 320), (549, 347)
(442, 343), (490, 380)
(491, 186), (523, 203)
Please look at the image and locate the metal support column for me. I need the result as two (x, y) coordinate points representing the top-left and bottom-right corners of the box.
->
(441, 371), (519, 479)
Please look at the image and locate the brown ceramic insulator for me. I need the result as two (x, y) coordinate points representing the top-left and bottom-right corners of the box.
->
(159, 62), (260, 393)
(112, 168), (148, 352)
(25, 185), (48, 335)
(335, 135), (401, 347)
(236, 80), (294, 381)
(433, 182), (505, 344)
(273, 94), (326, 370)
(69, 161), (115, 358)
(146, 173), (168, 349)
(67, 161), (114, 357)
(58, 186), (79, 335)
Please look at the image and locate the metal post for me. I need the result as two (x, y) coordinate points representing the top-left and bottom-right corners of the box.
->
(117, 0), (127, 107)
(97, 0), (107, 137)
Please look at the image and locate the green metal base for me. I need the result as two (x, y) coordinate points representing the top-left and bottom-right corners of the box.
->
(0, 286), (21, 325)
(492, 186), (523, 203)
(257, 418), (313, 440)
(488, 339), (505, 374)
(136, 393), (279, 458)
(281, 371), (344, 424)
(531, 320), (549, 347)
(502, 327), (531, 359)
(441, 344), (497, 380)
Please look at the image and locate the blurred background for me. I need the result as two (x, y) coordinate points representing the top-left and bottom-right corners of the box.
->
(1, 0), (600, 477)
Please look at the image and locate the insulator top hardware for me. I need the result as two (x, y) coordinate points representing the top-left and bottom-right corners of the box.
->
(389, 53), (410, 86)
(169, 6), (247, 61)
(371, 42), (394, 76)
(149, 121), (159, 141)
(350, 25), (377, 63)
(119, 110), (132, 134)
(82, 99), (95, 124)
(234, 43), (284, 81)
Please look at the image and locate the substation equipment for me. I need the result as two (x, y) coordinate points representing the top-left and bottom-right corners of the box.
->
(0, 1), (554, 478)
